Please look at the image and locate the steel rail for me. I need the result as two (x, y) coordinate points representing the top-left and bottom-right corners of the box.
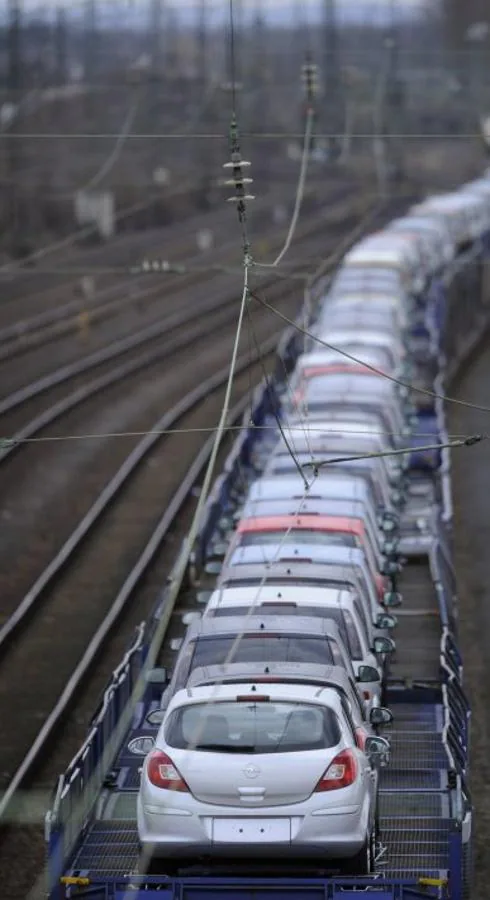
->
(0, 205), (367, 426)
(0, 298), (258, 464)
(0, 343), (274, 822)
(0, 186), (361, 365)
(0, 333), (277, 656)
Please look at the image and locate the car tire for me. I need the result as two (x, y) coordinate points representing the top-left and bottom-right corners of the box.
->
(344, 829), (375, 876)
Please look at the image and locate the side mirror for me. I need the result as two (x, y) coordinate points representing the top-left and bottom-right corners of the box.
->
(383, 590), (402, 608)
(146, 708), (166, 727)
(382, 539), (399, 556)
(381, 559), (402, 577)
(373, 636), (396, 654)
(375, 612), (397, 630)
(145, 667), (169, 685)
(218, 515), (234, 532)
(196, 590), (213, 604)
(127, 735), (156, 755)
(369, 706), (393, 726)
(390, 489), (405, 508)
(204, 560), (223, 575)
(356, 665), (381, 684)
(364, 735), (391, 767)
(208, 541), (228, 558)
(380, 519), (398, 534)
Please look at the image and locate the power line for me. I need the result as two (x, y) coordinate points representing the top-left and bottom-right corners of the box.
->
(247, 287), (490, 419)
(6, 0), (23, 258)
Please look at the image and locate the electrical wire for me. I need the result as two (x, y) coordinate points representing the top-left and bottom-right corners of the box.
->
(1, 131), (487, 139)
(0, 424), (484, 449)
(253, 107), (315, 270)
(301, 434), (484, 475)
(177, 482), (317, 756)
(248, 287), (490, 418)
(77, 95), (140, 193)
(244, 303), (309, 488)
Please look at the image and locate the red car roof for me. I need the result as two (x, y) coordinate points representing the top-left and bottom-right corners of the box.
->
(237, 515), (365, 537)
(301, 364), (384, 379)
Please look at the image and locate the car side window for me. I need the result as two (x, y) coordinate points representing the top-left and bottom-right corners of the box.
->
(172, 643), (195, 692)
(327, 637), (344, 667)
(339, 695), (357, 742)
(354, 594), (370, 639)
(348, 676), (367, 722)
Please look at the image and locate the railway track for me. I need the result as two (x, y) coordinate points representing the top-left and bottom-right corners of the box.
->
(0, 184), (367, 401)
(0, 171), (359, 334)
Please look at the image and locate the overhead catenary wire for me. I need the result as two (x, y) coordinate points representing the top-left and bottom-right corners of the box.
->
(0, 424), (485, 449)
(248, 287), (490, 419)
(74, 94), (141, 194)
(244, 302), (310, 487)
(253, 106), (315, 269)
(301, 434), (484, 475)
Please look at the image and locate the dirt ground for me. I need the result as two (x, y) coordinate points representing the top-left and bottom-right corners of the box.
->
(449, 343), (490, 900)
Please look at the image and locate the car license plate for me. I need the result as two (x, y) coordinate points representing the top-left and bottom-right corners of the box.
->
(212, 818), (290, 843)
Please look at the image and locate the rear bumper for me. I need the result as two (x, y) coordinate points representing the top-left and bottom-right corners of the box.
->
(139, 805), (368, 860)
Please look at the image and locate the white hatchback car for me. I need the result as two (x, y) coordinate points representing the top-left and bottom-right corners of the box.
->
(137, 683), (389, 872)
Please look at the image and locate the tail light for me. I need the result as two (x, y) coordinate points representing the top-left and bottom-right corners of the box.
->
(363, 690), (371, 702)
(314, 749), (358, 792)
(147, 750), (189, 792)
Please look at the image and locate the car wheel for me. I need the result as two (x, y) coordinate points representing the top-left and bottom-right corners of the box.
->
(344, 830), (374, 876)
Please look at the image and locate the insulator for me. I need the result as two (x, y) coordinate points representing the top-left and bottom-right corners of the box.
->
(226, 195), (255, 203)
(223, 177), (254, 187)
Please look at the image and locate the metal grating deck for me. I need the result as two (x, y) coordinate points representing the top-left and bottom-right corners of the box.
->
(65, 555), (452, 885)
(70, 823), (140, 877)
(378, 792), (448, 818)
(380, 770), (445, 790)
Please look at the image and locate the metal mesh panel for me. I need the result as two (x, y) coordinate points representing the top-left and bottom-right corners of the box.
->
(71, 823), (140, 876)
(381, 770), (443, 790)
(386, 732), (447, 770)
(462, 833), (474, 900)
(379, 792), (446, 817)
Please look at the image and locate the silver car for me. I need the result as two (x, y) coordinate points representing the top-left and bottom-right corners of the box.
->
(211, 559), (399, 632)
(159, 615), (380, 714)
(137, 682), (389, 872)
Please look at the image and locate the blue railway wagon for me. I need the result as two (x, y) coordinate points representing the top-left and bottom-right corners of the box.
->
(45, 414), (471, 900)
(45, 197), (480, 900)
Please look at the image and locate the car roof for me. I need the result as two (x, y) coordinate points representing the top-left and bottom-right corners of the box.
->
(218, 560), (363, 586)
(273, 432), (389, 453)
(314, 328), (404, 346)
(186, 662), (357, 696)
(227, 543), (369, 569)
(237, 515), (365, 536)
(293, 363), (388, 380)
(247, 475), (373, 499)
(325, 291), (405, 304)
(281, 419), (389, 438)
(241, 499), (373, 517)
(206, 584), (354, 609)
(167, 681), (346, 713)
(302, 374), (397, 396)
(184, 613), (344, 640)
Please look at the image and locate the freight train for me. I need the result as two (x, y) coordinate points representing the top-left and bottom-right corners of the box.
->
(45, 177), (490, 900)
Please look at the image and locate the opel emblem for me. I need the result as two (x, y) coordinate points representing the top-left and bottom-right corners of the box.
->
(243, 764), (260, 779)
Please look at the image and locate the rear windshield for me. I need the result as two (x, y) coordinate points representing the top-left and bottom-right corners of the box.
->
(164, 700), (341, 753)
(207, 606), (363, 660)
(188, 634), (339, 669)
(221, 577), (356, 590)
(239, 530), (359, 548)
